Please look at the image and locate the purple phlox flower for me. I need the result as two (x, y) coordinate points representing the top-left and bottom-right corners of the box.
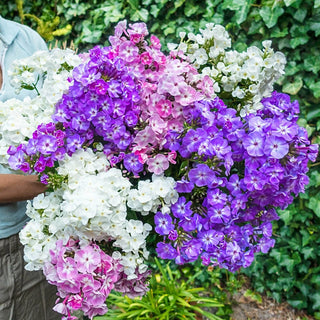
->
(114, 131), (132, 150)
(259, 237), (275, 254)
(209, 137), (231, 158)
(124, 111), (138, 127)
(182, 239), (202, 261)
(156, 242), (177, 259)
(272, 118), (298, 141)
(179, 214), (200, 232)
(37, 134), (58, 155)
(171, 196), (193, 218)
(34, 155), (48, 173)
(183, 128), (207, 153)
(206, 188), (227, 208)
(243, 132), (265, 157)
(248, 116), (268, 132)
(168, 229), (178, 241)
(66, 134), (85, 153)
(226, 241), (241, 263)
(262, 164), (284, 185)
(123, 153), (143, 175)
(198, 230), (223, 252)
(188, 163), (215, 187)
(259, 222), (273, 238)
(231, 194), (248, 215)
(175, 177), (194, 193)
(71, 114), (90, 132)
(208, 205), (231, 224)
(264, 135), (289, 159)
(243, 169), (266, 191)
(226, 174), (243, 196)
(163, 131), (181, 151)
(154, 212), (174, 235)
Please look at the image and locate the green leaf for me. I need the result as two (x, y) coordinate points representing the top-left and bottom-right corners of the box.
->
(306, 196), (320, 217)
(282, 77), (303, 95)
(283, 0), (298, 6)
(270, 26), (288, 38)
(259, 6), (284, 28)
(309, 21), (320, 36)
(293, 7), (307, 22)
(304, 55), (320, 74)
(290, 35), (310, 48)
(184, 2), (199, 17)
(311, 293), (320, 310)
(315, 0), (320, 8)
(309, 81), (320, 98)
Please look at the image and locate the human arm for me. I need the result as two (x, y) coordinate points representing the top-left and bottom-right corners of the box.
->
(0, 174), (46, 203)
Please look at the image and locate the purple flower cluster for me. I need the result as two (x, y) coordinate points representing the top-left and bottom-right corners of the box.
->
(155, 92), (318, 272)
(53, 46), (142, 166)
(8, 122), (66, 184)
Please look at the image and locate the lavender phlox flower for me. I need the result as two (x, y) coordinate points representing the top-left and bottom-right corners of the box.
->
(171, 196), (193, 219)
(243, 131), (265, 157)
(156, 242), (177, 259)
(264, 135), (289, 159)
(154, 212), (174, 235)
(188, 163), (215, 187)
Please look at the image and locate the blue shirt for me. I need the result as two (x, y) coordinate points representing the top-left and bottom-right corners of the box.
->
(0, 16), (47, 239)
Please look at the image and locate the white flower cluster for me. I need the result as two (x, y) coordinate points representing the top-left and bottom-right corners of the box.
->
(20, 149), (178, 279)
(168, 23), (286, 116)
(0, 49), (82, 165)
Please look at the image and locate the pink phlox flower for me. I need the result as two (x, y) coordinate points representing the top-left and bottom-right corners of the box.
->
(168, 151), (177, 164)
(155, 99), (172, 118)
(147, 154), (169, 175)
(149, 116), (167, 135)
(150, 35), (161, 49)
(53, 302), (68, 315)
(82, 302), (108, 319)
(57, 257), (78, 281)
(140, 52), (153, 65)
(78, 274), (101, 292)
(133, 126), (157, 148)
(43, 262), (59, 283)
(58, 279), (81, 294)
(74, 245), (101, 274)
(158, 74), (184, 96)
(83, 290), (106, 306)
(175, 86), (203, 106)
(166, 58), (190, 75)
(133, 148), (149, 164)
(66, 294), (83, 310)
(128, 22), (149, 37)
(197, 75), (216, 97)
(118, 41), (139, 63)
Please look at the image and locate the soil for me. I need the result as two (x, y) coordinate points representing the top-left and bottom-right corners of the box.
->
(230, 285), (315, 320)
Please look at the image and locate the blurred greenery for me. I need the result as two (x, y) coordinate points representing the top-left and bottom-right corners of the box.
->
(2, 0), (320, 316)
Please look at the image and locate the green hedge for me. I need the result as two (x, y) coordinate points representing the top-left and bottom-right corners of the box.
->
(2, 0), (320, 315)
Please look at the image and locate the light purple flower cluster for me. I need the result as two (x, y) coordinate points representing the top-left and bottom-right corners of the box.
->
(43, 238), (149, 320)
(8, 122), (66, 184)
(155, 92), (318, 272)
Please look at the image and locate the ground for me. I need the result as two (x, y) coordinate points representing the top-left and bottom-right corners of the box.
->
(231, 285), (315, 320)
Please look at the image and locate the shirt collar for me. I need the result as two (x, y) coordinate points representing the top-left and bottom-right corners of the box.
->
(0, 16), (19, 46)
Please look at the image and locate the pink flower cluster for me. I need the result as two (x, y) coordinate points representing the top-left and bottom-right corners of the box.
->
(109, 21), (215, 174)
(43, 239), (123, 320)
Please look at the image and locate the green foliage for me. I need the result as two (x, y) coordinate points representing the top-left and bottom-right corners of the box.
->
(243, 170), (320, 313)
(95, 258), (230, 320)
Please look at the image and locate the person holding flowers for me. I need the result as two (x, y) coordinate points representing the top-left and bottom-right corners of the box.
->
(0, 15), (59, 320)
